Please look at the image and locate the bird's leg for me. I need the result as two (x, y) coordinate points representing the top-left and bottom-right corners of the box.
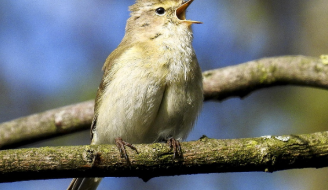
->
(115, 137), (138, 160)
(167, 137), (182, 159)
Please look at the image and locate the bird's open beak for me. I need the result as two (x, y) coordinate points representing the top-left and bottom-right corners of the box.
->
(176, 0), (202, 25)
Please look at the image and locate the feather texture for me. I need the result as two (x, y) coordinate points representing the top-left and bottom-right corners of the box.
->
(68, 0), (202, 189)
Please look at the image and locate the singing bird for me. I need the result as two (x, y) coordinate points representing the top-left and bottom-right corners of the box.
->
(68, 0), (202, 189)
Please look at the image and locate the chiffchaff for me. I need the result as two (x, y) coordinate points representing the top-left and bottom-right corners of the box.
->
(68, 0), (202, 189)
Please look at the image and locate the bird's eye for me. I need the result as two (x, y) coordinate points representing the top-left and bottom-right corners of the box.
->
(155, 7), (165, 15)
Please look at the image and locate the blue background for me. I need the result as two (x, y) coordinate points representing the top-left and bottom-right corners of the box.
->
(1, 0), (328, 189)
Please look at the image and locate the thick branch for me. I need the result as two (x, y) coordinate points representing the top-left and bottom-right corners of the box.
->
(203, 55), (328, 100)
(0, 55), (327, 148)
(1, 131), (328, 182)
(0, 101), (94, 149)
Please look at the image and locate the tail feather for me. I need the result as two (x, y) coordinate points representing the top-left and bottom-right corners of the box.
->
(67, 178), (102, 190)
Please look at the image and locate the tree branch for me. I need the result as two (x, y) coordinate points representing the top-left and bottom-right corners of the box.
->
(203, 55), (328, 100)
(0, 55), (327, 148)
(1, 131), (328, 182)
(0, 101), (94, 149)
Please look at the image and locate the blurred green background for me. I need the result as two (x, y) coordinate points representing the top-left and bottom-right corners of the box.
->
(0, 0), (328, 189)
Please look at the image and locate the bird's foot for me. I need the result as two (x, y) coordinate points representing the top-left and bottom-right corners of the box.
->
(167, 137), (182, 159)
(115, 137), (138, 161)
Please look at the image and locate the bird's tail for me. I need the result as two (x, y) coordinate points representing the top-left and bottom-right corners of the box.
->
(67, 178), (102, 190)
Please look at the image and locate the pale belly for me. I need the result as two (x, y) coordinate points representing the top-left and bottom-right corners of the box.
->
(92, 69), (203, 145)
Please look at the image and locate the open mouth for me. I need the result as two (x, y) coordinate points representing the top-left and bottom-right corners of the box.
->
(176, 0), (202, 24)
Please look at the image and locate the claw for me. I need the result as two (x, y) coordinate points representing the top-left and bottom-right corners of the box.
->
(115, 137), (138, 161)
(167, 137), (182, 159)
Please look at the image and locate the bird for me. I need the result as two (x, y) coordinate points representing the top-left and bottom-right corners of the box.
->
(67, 0), (203, 189)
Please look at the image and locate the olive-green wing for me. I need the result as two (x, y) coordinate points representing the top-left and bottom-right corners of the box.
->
(90, 42), (134, 141)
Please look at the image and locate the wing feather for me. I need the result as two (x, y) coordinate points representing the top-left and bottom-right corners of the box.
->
(90, 42), (134, 141)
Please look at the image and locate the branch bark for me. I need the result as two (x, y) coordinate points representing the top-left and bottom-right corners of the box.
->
(0, 101), (94, 149)
(1, 55), (327, 148)
(203, 55), (328, 100)
(1, 131), (328, 183)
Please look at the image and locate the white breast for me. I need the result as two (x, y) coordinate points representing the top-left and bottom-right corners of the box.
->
(92, 23), (203, 145)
